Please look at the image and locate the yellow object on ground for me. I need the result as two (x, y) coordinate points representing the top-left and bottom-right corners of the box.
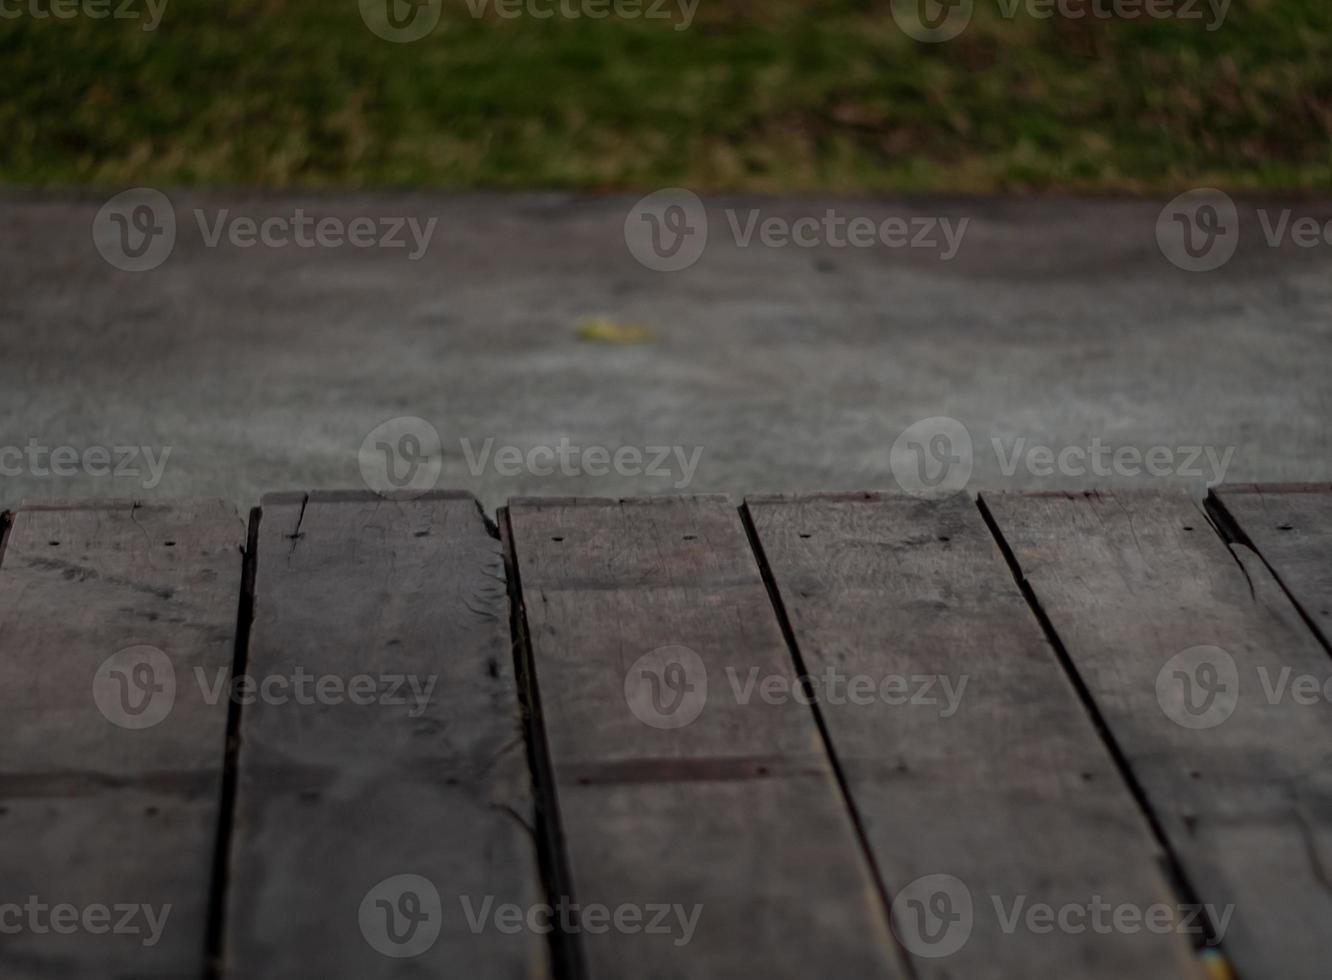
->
(1199, 949), (1234, 980)
(575, 317), (655, 345)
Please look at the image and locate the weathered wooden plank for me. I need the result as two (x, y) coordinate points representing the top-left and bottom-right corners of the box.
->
(745, 492), (1207, 979)
(1211, 484), (1332, 649)
(0, 500), (245, 978)
(505, 496), (906, 980)
(222, 491), (547, 979)
(983, 490), (1332, 980)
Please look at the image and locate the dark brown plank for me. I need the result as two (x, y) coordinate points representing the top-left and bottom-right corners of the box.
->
(0, 500), (245, 978)
(223, 491), (547, 978)
(1211, 484), (1332, 648)
(506, 496), (906, 980)
(983, 490), (1332, 980)
(745, 492), (1207, 979)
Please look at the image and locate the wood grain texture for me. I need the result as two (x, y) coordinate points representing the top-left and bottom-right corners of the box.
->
(0, 500), (245, 979)
(1211, 484), (1332, 649)
(506, 496), (906, 980)
(222, 491), (547, 979)
(745, 492), (1206, 980)
(983, 490), (1332, 980)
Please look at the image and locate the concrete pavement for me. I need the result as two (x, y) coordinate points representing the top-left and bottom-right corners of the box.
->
(1, 191), (1328, 514)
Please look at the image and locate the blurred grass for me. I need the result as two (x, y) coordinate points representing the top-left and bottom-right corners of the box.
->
(1, 0), (1330, 191)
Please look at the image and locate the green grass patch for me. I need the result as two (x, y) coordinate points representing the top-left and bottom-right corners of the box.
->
(2, 0), (1330, 191)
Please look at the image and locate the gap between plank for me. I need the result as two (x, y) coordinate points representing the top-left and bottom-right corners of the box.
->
(0, 510), (11, 568)
(737, 501), (920, 980)
(500, 507), (587, 980)
(205, 506), (261, 980)
(973, 494), (1233, 958)
(1204, 491), (1332, 657)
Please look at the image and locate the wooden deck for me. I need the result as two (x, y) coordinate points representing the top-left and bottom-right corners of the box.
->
(1, 486), (1329, 979)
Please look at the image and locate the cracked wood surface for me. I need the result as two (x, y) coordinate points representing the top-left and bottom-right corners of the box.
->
(1211, 485), (1332, 651)
(505, 496), (906, 980)
(982, 489), (1332, 980)
(0, 500), (245, 978)
(222, 491), (547, 979)
(5, 488), (1331, 979)
(746, 492), (1206, 980)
